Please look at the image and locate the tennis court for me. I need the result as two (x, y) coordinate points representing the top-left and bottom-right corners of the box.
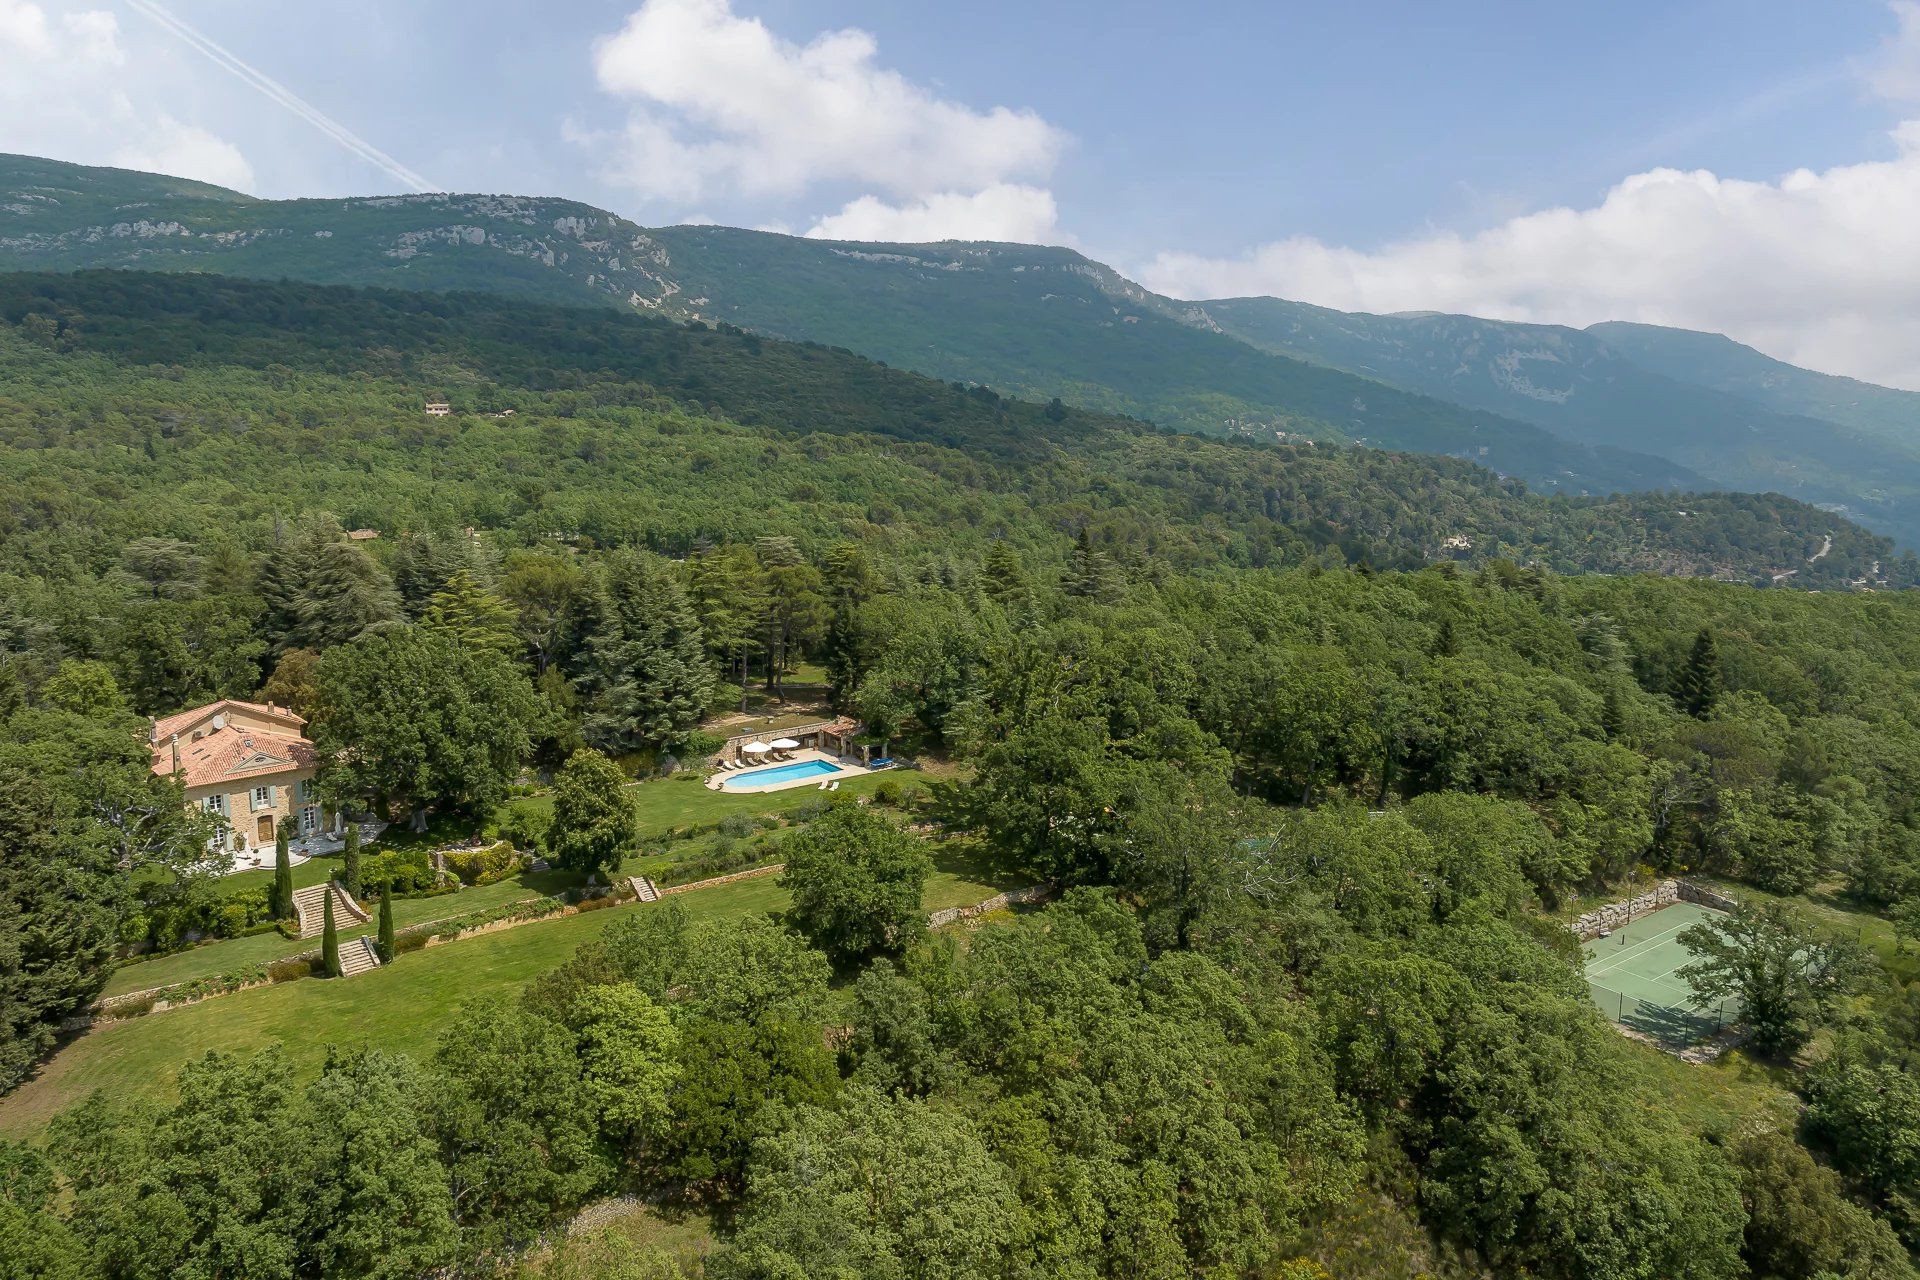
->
(1582, 900), (1737, 1047)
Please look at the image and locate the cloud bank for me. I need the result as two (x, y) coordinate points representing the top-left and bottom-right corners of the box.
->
(588, 0), (1066, 241)
(0, 0), (253, 191)
(1140, 6), (1920, 390)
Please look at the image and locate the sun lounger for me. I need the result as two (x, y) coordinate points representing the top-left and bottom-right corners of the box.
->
(828, 780), (840, 792)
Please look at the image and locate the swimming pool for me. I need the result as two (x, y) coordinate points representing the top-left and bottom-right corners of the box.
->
(721, 758), (843, 790)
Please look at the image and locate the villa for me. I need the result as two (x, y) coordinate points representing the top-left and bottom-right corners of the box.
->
(150, 698), (334, 862)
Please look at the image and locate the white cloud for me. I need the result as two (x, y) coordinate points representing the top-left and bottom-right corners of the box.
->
(1869, 1), (1920, 102)
(1139, 6), (1920, 390)
(805, 184), (1061, 244)
(588, 0), (1065, 216)
(0, 0), (255, 191)
(110, 118), (255, 192)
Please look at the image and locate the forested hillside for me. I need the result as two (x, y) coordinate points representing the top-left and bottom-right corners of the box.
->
(0, 153), (1698, 497)
(1205, 298), (1920, 545)
(14, 152), (1920, 547)
(6, 267), (1920, 1280)
(0, 270), (1893, 592)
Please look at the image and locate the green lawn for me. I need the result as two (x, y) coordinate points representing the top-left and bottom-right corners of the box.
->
(0, 842), (1012, 1140)
(495, 765), (927, 840)
(107, 770), (930, 999)
(102, 870), (576, 997)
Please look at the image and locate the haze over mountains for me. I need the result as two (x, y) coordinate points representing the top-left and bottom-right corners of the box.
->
(7, 151), (1919, 545)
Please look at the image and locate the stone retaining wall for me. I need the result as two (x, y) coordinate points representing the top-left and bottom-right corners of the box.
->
(1678, 881), (1739, 912)
(658, 863), (784, 895)
(927, 882), (1056, 929)
(1568, 879), (1736, 940)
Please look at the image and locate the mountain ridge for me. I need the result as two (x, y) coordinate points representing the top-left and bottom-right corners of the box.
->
(0, 152), (1698, 501)
(9, 152), (1919, 544)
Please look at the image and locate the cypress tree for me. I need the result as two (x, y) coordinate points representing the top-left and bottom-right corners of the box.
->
(271, 826), (293, 920)
(1601, 686), (1625, 740)
(321, 891), (341, 978)
(342, 823), (362, 901)
(376, 888), (395, 963)
(1674, 627), (1723, 718)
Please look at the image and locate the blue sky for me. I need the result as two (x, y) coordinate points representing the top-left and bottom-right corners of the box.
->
(6, 0), (1920, 386)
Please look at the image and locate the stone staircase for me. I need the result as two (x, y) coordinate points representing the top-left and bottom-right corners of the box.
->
(291, 882), (369, 939)
(337, 935), (382, 977)
(629, 875), (661, 903)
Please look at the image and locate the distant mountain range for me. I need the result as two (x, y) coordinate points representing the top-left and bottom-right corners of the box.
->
(7, 151), (1919, 544)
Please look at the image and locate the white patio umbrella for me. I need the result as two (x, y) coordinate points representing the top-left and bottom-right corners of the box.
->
(741, 741), (772, 754)
(769, 738), (800, 751)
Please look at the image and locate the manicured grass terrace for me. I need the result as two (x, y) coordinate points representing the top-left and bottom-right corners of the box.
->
(0, 839), (1010, 1140)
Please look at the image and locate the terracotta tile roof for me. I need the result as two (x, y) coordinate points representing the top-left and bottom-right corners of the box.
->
(152, 726), (316, 789)
(152, 698), (306, 741)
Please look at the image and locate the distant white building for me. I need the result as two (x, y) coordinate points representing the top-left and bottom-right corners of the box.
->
(425, 401), (451, 417)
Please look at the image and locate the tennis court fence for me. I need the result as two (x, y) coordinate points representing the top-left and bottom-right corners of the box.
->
(1586, 978), (1737, 1044)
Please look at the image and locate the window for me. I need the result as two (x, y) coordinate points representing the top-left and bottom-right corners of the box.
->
(296, 778), (315, 803)
(203, 793), (226, 817)
(301, 805), (320, 835)
(252, 785), (273, 811)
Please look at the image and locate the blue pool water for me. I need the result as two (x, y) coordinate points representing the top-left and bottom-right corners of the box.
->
(721, 759), (843, 789)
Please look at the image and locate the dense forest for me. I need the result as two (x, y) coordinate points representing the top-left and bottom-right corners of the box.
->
(5, 270), (1920, 1279)
(0, 271), (1900, 588)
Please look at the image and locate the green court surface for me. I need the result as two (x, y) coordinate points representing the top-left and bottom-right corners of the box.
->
(1582, 901), (1737, 1047)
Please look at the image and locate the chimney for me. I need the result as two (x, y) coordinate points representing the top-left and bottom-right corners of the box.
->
(170, 733), (180, 776)
(149, 717), (158, 745)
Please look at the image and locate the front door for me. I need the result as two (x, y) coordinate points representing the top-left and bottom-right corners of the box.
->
(257, 814), (274, 846)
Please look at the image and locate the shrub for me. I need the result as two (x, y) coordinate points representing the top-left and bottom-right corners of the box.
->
(359, 848), (438, 896)
(494, 806), (547, 854)
(872, 779), (903, 807)
(442, 840), (520, 886)
(684, 728), (727, 758)
(717, 813), (757, 840)
(100, 995), (158, 1021)
(573, 891), (627, 913)
(660, 839), (769, 886)
(267, 956), (317, 983)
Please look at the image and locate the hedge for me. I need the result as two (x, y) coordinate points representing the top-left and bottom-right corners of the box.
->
(441, 840), (520, 887)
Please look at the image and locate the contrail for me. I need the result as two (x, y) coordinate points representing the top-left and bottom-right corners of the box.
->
(123, 0), (436, 193)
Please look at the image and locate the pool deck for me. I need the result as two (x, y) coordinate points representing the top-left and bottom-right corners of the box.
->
(706, 748), (870, 793)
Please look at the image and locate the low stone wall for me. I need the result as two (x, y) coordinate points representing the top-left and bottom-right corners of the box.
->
(1570, 880), (1679, 940)
(1678, 880), (1739, 912)
(927, 882), (1056, 930)
(658, 863), (784, 895)
(1569, 878), (1737, 940)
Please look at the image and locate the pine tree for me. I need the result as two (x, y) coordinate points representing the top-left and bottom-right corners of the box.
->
(1674, 627), (1723, 718)
(1431, 616), (1459, 657)
(376, 888), (395, 963)
(271, 826), (293, 920)
(297, 537), (402, 649)
(979, 541), (1030, 606)
(1601, 686), (1625, 740)
(1062, 529), (1122, 604)
(581, 551), (717, 754)
(321, 890), (341, 978)
(342, 822), (362, 900)
(420, 569), (519, 656)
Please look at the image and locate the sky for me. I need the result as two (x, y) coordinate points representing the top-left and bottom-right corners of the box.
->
(5, 0), (1920, 387)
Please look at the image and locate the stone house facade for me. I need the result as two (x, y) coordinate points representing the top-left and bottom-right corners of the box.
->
(150, 699), (332, 862)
